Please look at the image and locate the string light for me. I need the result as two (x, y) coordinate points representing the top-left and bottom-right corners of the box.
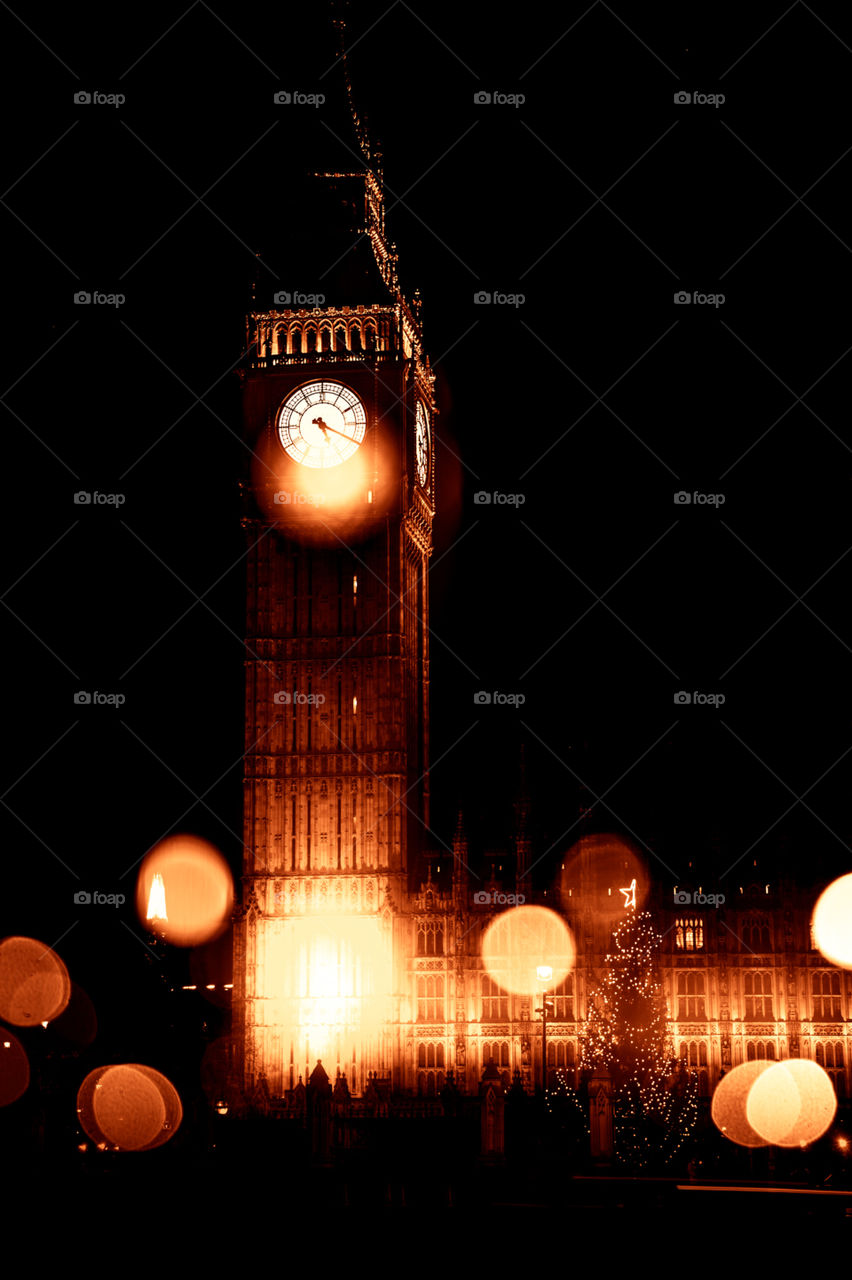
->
(580, 909), (699, 1169)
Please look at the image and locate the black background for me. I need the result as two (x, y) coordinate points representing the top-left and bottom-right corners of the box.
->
(2, 2), (852, 1033)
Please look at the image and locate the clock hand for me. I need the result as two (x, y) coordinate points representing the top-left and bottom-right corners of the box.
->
(312, 416), (354, 442)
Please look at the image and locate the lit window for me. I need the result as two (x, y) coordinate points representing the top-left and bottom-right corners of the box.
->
(675, 917), (704, 951)
(677, 971), (706, 1019)
(812, 971), (842, 1020)
(481, 974), (508, 1021)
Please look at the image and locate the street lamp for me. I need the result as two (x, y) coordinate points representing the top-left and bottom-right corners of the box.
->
(536, 964), (554, 1096)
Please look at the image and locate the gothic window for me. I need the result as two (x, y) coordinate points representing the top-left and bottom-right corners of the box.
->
(815, 1041), (846, 1097)
(675, 917), (704, 951)
(546, 1039), (575, 1087)
(550, 973), (574, 1021)
(483, 1040), (511, 1088)
(676, 971), (707, 1020)
(812, 971), (842, 1019)
(744, 971), (773, 1019)
(481, 974), (508, 1021)
(416, 920), (445, 956)
(679, 1040), (710, 1095)
(746, 1040), (776, 1062)
(742, 915), (772, 952)
(334, 323), (347, 352)
(416, 975), (443, 1022)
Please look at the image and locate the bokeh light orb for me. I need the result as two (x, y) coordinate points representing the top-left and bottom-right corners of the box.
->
(559, 833), (649, 917)
(136, 834), (233, 947)
(93, 1065), (166, 1150)
(711, 1060), (773, 1147)
(747, 1059), (837, 1148)
(0, 936), (71, 1026)
(0, 1031), (30, 1106)
(812, 873), (852, 969)
(77, 1064), (183, 1152)
(481, 905), (575, 997)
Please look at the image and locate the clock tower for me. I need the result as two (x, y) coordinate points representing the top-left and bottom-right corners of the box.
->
(231, 153), (436, 1096)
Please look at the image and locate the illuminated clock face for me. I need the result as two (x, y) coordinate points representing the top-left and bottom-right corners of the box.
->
(277, 380), (367, 468)
(415, 401), (430, 488)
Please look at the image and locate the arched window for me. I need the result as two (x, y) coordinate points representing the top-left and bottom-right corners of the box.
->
(551, 974), (574, 1021)
(812, 971), (842, 1019)
(675, 917), (704, 951)
(679, 1040), (710, 1094)
(481, 975), (508, 1021)
(416, 921), (445, 956)
(417, 975), (444, 1021)
(746, 1040), (776, 1062)
(816, 1041), (846, 1097)
(677, 971), (707, 1019)
(334, 324), (348, 352)
(744, 971), (773, 1019)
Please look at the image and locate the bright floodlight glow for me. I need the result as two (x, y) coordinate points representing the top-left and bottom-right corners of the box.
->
(710, 1060), (773, 1147)
(0, 1030), (30, 1106)
(78, 1064), (182, 1152)
(812, 873), (852, 968)
(260, 915), (393, 1072)
(136, 835), (233, 947)
(482, 906), (575, 997)
(747, 1059), (837, 1148)
(0, 936), (72, 1027)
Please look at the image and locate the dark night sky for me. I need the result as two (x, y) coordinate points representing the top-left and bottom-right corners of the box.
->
(2, 1), (852, 1021)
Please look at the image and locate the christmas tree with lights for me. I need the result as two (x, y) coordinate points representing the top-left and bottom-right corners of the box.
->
(580, 906), (697, 1169)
